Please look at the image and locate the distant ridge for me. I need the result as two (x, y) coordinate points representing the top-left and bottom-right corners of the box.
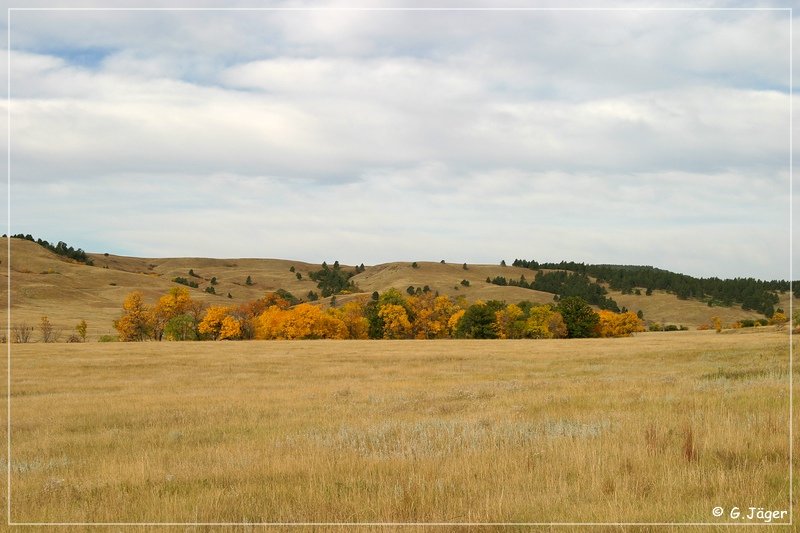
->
(1, 234), (794, 340)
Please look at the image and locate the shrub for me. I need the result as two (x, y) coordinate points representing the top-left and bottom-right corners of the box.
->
(40, 316), (57, 343)
(75, 319), (88, 342)
(12, 323), (33, 343)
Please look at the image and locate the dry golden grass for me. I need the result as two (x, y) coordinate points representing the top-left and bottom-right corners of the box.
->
(3, 329), (793, 529)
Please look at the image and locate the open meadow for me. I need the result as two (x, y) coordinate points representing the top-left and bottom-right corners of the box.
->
(4, 329), (794, 528)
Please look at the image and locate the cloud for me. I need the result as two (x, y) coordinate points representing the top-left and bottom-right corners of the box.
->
(4, 6), (795, 279)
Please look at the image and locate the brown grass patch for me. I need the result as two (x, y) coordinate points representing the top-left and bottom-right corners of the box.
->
(2, 331), (793, 525)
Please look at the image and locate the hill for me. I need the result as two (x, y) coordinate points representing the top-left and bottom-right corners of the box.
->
(0, 237), (792, 341)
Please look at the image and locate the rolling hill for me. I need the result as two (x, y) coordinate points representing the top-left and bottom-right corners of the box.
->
(0, 237), (792, 341)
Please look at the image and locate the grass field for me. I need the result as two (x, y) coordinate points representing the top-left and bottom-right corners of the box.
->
(5, 330), (795, 528)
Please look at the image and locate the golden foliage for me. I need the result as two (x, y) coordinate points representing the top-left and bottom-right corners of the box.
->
(378, 304), (412, 339)
(596, 310), (645, 338)
(150, 287), (195, 341)
(255, 303), (347, 340)
(114, 291), (152, 342)
(255, 306), (288, 340)
(329, 300), (370, 340)
(524, 305), (567, 339)
(770, 312), (788, 326)
(447, 309), (466, 336)
(219, 315), (243, 340)
(199, 306), (234, 340)
(406, 294), (462, 339)
(494, 303), (525, 339)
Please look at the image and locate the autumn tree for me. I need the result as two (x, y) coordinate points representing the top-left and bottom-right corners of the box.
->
(595, 310), (645, 338)
(255, 306), (289, 340)
(494, 303), (525, 339)
(219, 315), (243, 340)
(524, 305), (567, 339)
(281, 303), (346, 339)
(330, 300), (370, 339)
(150, 287), (194, 341)
(770, 311), (788, 331)
(198, 306), (234, 340)
(378, 304), (412, 339)
(447, 309), (466, 336)
(114, 291), (152, 341)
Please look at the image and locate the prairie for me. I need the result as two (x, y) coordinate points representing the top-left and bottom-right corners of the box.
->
(5, 330), (794, 528)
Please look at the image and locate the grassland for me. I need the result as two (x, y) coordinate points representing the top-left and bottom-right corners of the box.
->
(4, 330), (794, 528)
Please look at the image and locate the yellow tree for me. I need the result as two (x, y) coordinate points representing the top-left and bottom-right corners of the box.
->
(255, 306), (289, 339)
(524, 305), (567, 339)
(494, 303), (525, 339)
(198, 305), (233, 340)
(770, 312), (788, 331)
(150, 287), (194, 341)
(316, 312), (348, 339)
(219, 315), (243, 340)
(282, 303), (322, 339)
(114, 291), (152, 341)
(378, 304), (412, 339)
(331, 300), (369, 339)
(430, 296), (460, 339)
(596, 310), (645, 338)
(447, 309), (466, 337)
(407, 294), (436, 339)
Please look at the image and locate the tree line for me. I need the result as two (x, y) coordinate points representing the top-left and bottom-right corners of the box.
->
(488, 271), (620, 311)
(6, 233), (92, 265)
(113, 287), (644, 342)
(512, 259), (792, 317)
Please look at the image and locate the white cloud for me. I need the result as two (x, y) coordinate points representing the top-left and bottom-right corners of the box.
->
(4, 6), (795, 279)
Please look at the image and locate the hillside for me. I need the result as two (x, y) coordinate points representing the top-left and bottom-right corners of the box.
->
(0, 237), (791, 340)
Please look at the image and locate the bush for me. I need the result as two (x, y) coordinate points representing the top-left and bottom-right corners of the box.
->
(12, 323), (33, 343)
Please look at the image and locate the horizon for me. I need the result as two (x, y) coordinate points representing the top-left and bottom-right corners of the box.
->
(3, 2), (795, 281)
(5, 231), (796, 283)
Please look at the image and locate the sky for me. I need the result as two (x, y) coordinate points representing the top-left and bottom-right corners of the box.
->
(0, 0), (796, 280)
